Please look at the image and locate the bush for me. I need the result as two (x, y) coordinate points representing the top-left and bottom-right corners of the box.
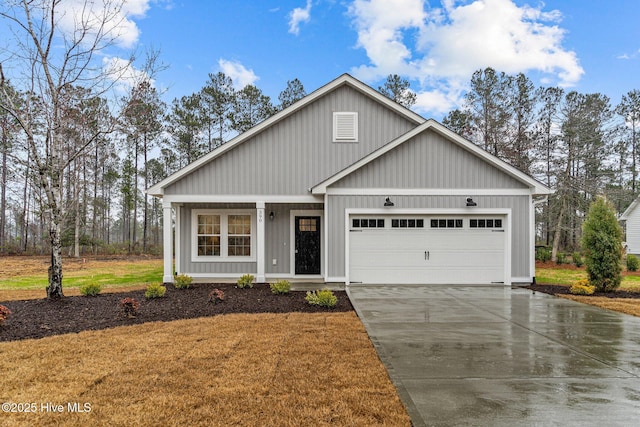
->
(555, 252), (566, 265)
(536, 247), (552, 262)
(174, 274), (193, 289)
(572, 252), (584, 268)
(145, 283), (166, 299)
(305, 289), (338, 308)
(79, 282), (102, 297)
(582, 197), (623, 292)
(237, 274), (255, 289)
(569, 279), (595, 295)
(626, 254), (640, 272)
(208, 288), (225, 304)
(270, 280), (291, 295)
(120, 298), (140, 318)
(0, 305), (12, 326)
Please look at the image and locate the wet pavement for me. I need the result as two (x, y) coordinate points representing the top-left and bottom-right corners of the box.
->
(346, 285), (640, 427)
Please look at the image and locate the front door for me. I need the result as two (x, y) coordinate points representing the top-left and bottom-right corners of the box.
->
(295, 216), (321, 275)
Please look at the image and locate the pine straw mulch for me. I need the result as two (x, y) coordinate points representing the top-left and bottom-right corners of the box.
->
(0, 283), (353, 342)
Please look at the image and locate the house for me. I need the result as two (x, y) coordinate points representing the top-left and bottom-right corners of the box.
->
(148, 74), (551, 286)
(620, 198), (640, 254)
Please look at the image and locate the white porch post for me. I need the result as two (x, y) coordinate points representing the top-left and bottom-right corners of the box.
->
(256, 202), (266, 282)
(162, 202), (174, 283)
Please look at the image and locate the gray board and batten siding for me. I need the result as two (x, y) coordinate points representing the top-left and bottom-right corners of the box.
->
(164, 85), (419, 196)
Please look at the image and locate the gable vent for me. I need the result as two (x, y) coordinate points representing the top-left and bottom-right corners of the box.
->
(333, 112), (358, 142)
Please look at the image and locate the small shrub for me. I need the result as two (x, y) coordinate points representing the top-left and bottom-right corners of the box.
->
(80, 282), (102, 297)
(569, 279), (595, 295)
(555, 252), (566, 265)
(270, 280), (291, 295)
(572, 252), (584, 268)
(0, 305), (12, 326)
(145, 283), (166, 299)
(174, 274), (193, 289)
(305, 289), (338, 308)
(626, 254), (640, 272)
(120, 298), (140, 318)
(237, 274), (255, 289)
(208, 288), (225, 304)
(536, 247), (552, 262)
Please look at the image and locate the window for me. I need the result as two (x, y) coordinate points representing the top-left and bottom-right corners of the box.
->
(430, 218), (463, 229)
(192, 210), (254, 261)
(470, 218), (503, 228)
(391, 219), (424, 228)
(352, 218), (385, 228)
(333, 112), (358, 142)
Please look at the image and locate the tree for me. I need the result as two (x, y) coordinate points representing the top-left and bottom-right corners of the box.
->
(278, 78), (306, 110)
(582, 197), (623, 292)
(616, 89), (640, 194)
(378, 74), (416, 108)
(0, 0), (134, 298)
(230, 85), (275, 133)
(200, 72), (234, 150)
(442, 109), (473, 140)
(166, 94), (205, 167)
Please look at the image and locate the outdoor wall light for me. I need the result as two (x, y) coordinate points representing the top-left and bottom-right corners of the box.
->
(269, 211), (275, 221)
(384, 197), (395, 207)
(466, 197), (477, 207)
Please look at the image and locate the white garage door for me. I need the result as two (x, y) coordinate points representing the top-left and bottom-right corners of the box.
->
(349, 215), (507, 284)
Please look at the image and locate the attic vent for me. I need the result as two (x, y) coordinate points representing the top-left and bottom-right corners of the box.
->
(333, 112), (358, 142)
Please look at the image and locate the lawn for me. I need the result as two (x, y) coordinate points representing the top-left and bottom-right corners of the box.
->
(0, 256), (411, 426)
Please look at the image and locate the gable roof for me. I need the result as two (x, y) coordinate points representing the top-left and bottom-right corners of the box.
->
(621, 197), (640, 221)
(311, 119), (552, 195)
(147, 74), (425, 196)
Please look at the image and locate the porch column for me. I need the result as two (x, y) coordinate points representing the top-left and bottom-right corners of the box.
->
(163, 203), (174, 283)
(256, 201), (266, 282)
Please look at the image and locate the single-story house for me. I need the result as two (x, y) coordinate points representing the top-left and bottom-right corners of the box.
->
(621, 198), (640, 254)
(148, 74), (551, 286)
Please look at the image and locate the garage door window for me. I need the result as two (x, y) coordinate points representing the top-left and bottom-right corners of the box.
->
(391, 219), (424, 228)
(352, 218), (385, 228)
(470, 218), (503, 228)
(430, 219), (463, 228)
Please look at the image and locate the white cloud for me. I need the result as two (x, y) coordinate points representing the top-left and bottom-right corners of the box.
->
(57, 0), (150, 49)
(218, 59), (259, 89)
(348, 0), (584, 115)
(288, 0), (313, 35)
(102, 56), (152, 92)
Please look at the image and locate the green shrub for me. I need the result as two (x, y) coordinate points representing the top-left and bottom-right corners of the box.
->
(626, 254), (640, 272)
(174, 274), (193, 289)
(120, 297), (140, 318)
(270, 280), (291, 295)
(145, 283), (166, 299)
(569, 279), (595, 295)
(572, 252), (584, 268)
(79, 282), (102, 297)
(305, 289), (338, 308)
(582, 197), (623, 292)
(237, 274), (255, 289)
(535, 247), (552, 262)
(0, 305), (12, 326)
(555, 252), (566, 265)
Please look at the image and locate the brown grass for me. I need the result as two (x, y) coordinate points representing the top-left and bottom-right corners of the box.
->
(560, 295), (640, 317)
(0, 312), (410, 427)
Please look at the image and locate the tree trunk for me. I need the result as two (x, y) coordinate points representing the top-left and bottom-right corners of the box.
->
(0, 120), (7, 254)
(551, 197), (566, 262)
(47, 215), (64, 299)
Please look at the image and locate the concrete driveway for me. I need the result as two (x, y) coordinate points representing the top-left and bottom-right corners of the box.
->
(347, 285), (640, 427)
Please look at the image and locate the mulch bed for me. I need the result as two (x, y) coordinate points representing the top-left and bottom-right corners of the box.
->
(0, 283), (353, 342)
(525, 284), (640, 299)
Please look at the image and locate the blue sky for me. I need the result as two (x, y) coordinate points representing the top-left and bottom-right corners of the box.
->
(7, 0), (640, 119)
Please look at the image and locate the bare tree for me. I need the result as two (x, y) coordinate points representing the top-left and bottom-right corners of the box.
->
(0, 0), (136, 298)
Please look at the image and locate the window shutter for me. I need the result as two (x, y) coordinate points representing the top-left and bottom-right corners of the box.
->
(333, 112), (358, 141)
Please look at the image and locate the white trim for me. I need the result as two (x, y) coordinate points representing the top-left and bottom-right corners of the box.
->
(326, 188), (534, 196)
(511, 276), (532, 284)
(344, 208), (512, 286)
(621, 197), (640, 221)
(290, 210), (324, 277)
(323, 194), (330, 280)
(256, 204), (266, 282)
(191, 209), (256, 263)
(161, 194), (322, 204)
(326, 276), (347, 283)
(163, 205), (174, 283)
(312, 119), (552, 196)
(175, 204), (182, 276)
(147, 74), (425, 196)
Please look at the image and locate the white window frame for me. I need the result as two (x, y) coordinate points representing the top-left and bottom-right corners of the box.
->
(333, 112), (358, 142)
(191, 209), (256, 262)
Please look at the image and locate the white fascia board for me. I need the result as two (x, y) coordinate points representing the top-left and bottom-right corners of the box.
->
(326, 188), (534, 196)
(621, 198), (640, 220)
(345, 207), (511, 215)
(161, 194), (322, 204)
(147, 74), (425, 197)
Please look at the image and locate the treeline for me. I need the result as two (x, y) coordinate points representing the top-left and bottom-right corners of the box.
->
(0, 73), (307, 256)
(443, 68), (639, 259)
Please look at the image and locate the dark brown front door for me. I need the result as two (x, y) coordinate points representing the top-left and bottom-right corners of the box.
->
(295, 216), (321, 275)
